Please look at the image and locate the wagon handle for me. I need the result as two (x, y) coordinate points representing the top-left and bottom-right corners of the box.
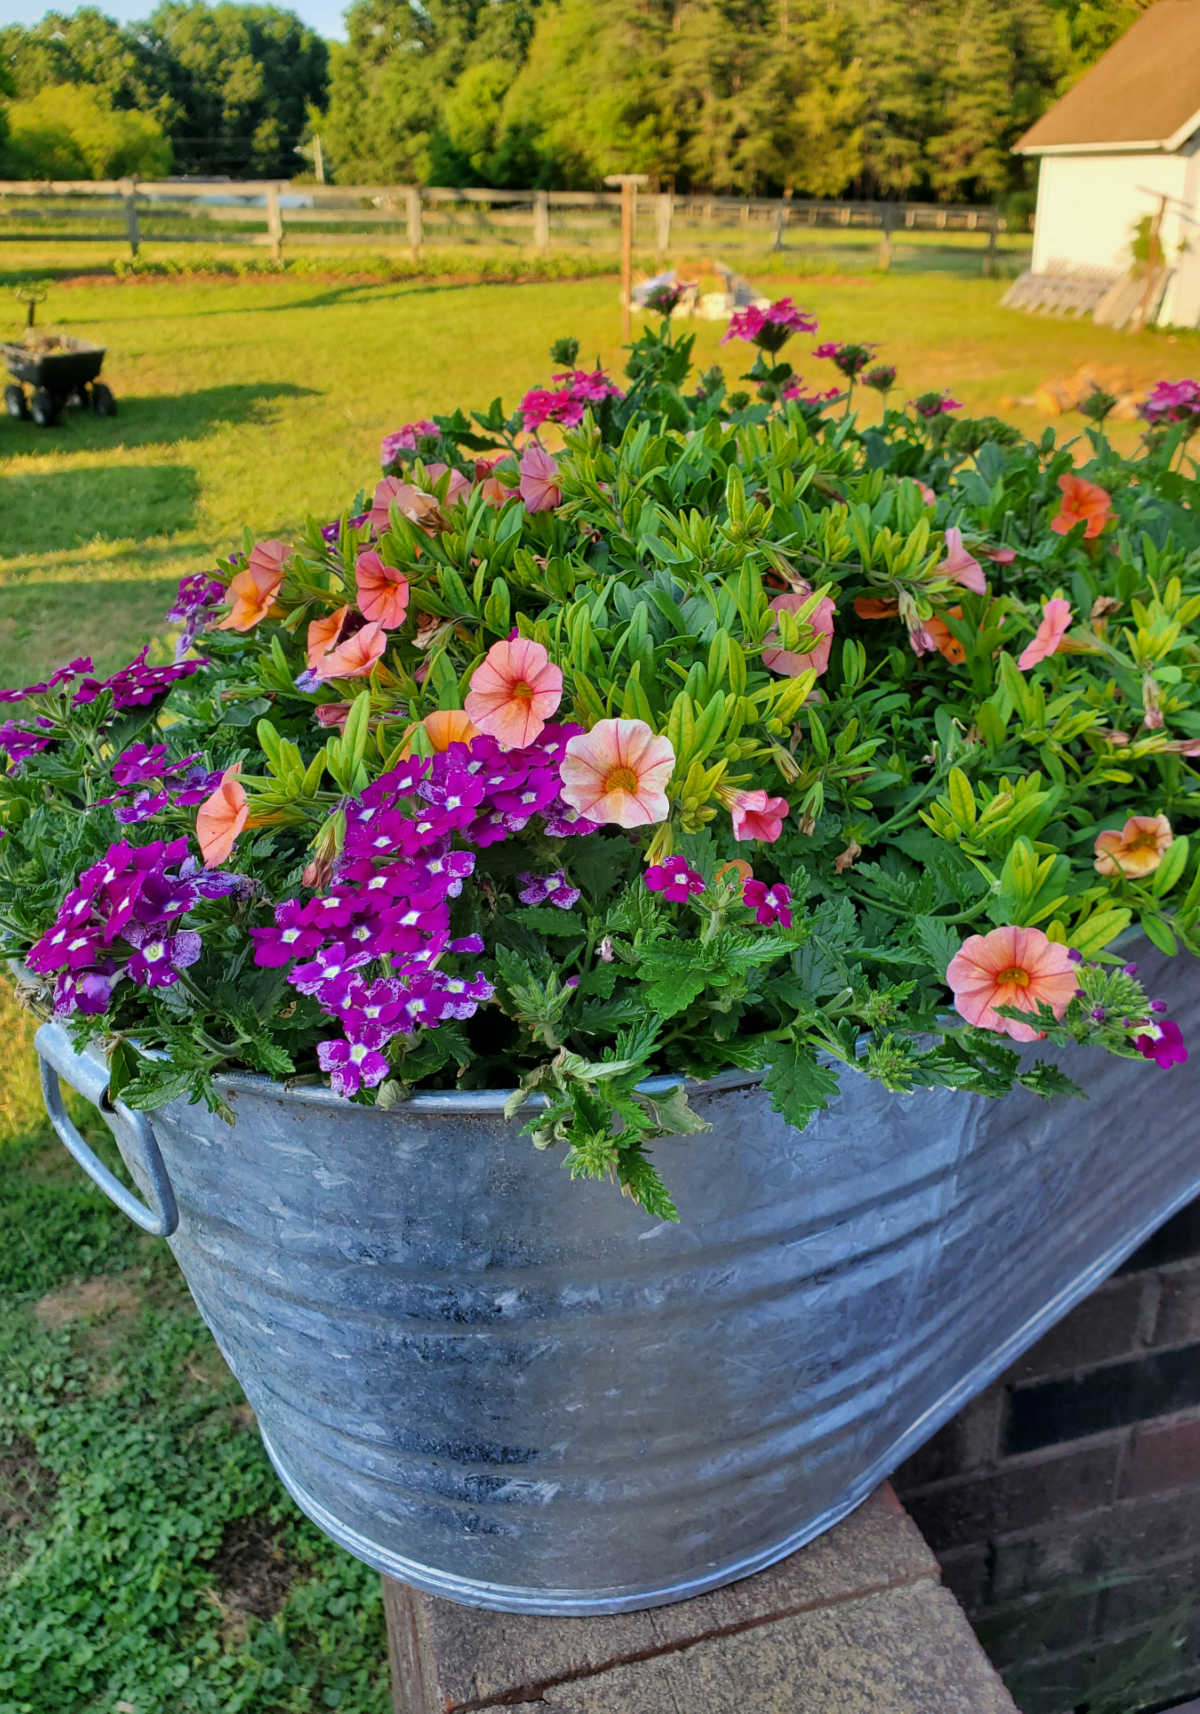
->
(34, 1022), (178, 1237)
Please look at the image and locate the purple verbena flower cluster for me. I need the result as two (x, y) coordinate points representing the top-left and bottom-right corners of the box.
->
(28, 837), (239, 1017)
(166, 573), (224, 659)
(381, 420), (440, 466)
(723, 299), (818, 352)
(0, 716), (54, 768)
(98, 744), (224, 825)
(912, 390), (964, 419)
(1139, 379), (1200, 430)
(812, 341), (877, 379)
(320, 511), (371, 547)
(519, 370), (623, 433)
(251, 727), (598, 1098)
(73, 648), (208, 710)
(0, 657), (93, 706)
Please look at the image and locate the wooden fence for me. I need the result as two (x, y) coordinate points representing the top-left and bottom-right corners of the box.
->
(0, 178), (1009, 272)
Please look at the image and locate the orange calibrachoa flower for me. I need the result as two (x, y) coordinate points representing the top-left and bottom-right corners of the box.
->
(306, 608), (387, 682)
(1050, 473), (1112, 539)
(217, 539), (291, 632)
(560, 718), (675, 828)
(946, 925), (1078, 1043)
(924, 607), (966, 664)
(354, 550), (410, 630)
(464, 636), (563, 750)
(1093, 814), (1173, 879)
(196, 766), (247, 867)
(421, 709), (480, 750)
(853, 596), (899, 620)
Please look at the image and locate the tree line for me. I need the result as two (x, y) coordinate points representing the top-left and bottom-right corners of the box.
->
(0, 0), (1151, 199)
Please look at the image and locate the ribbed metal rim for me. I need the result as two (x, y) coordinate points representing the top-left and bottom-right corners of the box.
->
(213, 1064), (768, 1114)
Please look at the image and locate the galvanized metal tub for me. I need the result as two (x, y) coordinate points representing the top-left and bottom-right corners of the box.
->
(33, 936), (1200, 1615)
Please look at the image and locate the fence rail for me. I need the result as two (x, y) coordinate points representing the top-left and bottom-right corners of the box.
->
(0, 178), (1010, 272)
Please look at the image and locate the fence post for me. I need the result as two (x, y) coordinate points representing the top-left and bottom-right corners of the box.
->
(984, 207), (999, 279)
(120, 177), (140, 258)
(533, 189), (550, 253)
(877, 201), (892, 271)
(655, 192), (673, 256)
(405, 185), (423, 260)
(266, 182), (284, 262)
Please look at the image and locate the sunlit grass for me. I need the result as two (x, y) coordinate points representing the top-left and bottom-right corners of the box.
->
(0, 262), (1195, 687)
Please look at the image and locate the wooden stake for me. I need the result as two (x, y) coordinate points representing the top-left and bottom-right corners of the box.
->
(265, 182), (284, 263)
(604, 173), (648, 342)
(405, 185), (423, 261)
(533, 188), (550, 254)
(120, 177), (140, 258)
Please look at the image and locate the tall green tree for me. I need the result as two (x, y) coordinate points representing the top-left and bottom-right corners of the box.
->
(143, 2), (327, 177)
(4, 82), (172, 178)
(0, 8), (173, 125)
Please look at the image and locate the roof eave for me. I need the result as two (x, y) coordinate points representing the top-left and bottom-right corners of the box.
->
(1014, 138), (1170, 156)
(1164, 106), (1200, 153)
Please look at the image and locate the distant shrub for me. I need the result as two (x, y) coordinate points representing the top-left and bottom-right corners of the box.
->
(4, 84), (172, 180)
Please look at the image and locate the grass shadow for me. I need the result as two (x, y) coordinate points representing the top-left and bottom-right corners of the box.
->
(0, 463), (199, 557)
(0, 380), (319, 458)
(0, 573), (184, 682)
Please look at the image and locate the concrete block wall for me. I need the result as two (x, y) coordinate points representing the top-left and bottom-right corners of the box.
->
(893, 1198), (1200, 1714)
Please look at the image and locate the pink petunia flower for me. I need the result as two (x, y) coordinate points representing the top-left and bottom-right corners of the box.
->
(1017, 598), (1072, 670)
(729, 789), (790, 844)
(761, 589), (836, 677)
(423, 462), (472, 507)
(559, 719), (675, 828)
(937, 526), (986, 596)
(354, 551), (410, 630)
(370, 476), (445, 536)
(519, 445), (562, 513)
(464, 636), (563, 750)
(946, 924), (1078, 1043)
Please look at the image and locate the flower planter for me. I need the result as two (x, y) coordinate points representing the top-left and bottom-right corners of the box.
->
(34, 934), (1200, 1616)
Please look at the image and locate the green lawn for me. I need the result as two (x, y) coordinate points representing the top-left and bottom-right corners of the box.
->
(0, 990), (391, 1714)
(2, 258), (1195, 688)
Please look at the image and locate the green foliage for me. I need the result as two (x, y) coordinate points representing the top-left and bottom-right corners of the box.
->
(3, 82), (173, 179)
(321, 0), (1142, 197)
(0, 2), (327, 179)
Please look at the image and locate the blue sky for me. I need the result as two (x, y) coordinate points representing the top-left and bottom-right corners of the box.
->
(0, 0), (348, 39)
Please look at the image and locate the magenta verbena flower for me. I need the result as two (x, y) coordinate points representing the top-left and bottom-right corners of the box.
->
(724, 299), (816, 353)
(30, 837), (221, 1014)
(1135, 1017), (1188, 1068)
(743, 879), (793, 928)
(321, 510), (371, 546)
(912, 391), (963, 419)
(1139, 379), (1200, 428)
(0, 657), (94, 706)
(0, 718), (55, 767)
(381, 420), (440, 467)
(73, 648), (208, 711)
(644, 857), (705, 903)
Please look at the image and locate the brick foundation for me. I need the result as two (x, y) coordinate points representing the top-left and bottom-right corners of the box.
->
(894, 1195), (1200, 1714)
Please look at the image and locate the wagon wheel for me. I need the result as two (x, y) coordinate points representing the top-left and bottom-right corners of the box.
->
(30, 388), (60, 428)
(3, 383), (27, 420)
(91, 383), (117, 418)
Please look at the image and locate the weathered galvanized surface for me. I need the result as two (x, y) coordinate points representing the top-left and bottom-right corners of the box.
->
(33, 938), (1200, 1615)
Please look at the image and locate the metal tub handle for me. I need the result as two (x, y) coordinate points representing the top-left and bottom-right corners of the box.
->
(35, 1022), (178, 1237)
